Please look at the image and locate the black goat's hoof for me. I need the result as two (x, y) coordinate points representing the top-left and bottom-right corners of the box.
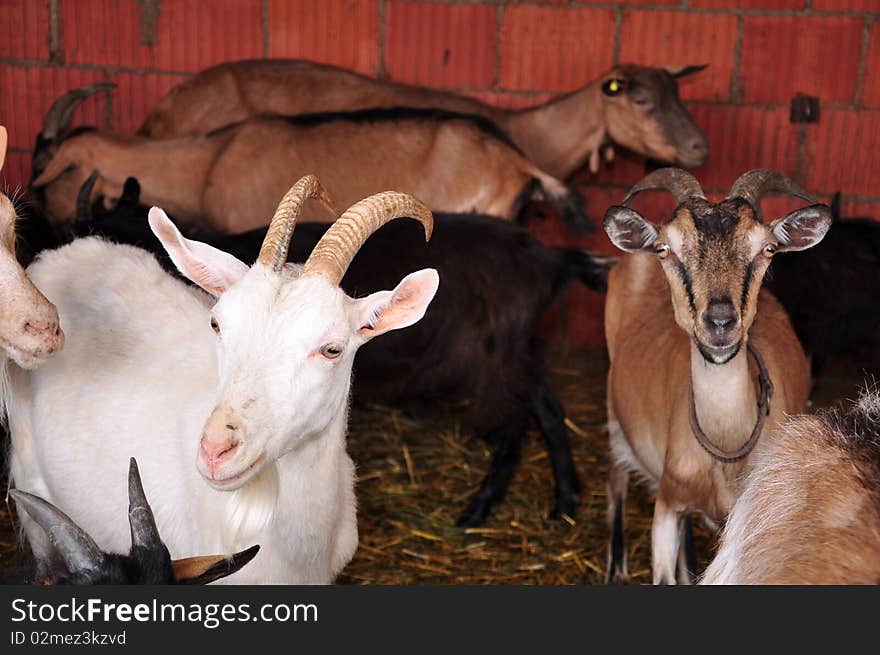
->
(456, 500), (493, 528)
(549, 493), (580, 521)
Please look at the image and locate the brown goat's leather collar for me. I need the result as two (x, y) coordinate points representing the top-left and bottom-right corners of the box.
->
(688, 343), (773, 463)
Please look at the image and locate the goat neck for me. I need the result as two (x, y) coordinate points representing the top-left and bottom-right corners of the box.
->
(689, 340), (759, 456)
(502, 80), (605, 179)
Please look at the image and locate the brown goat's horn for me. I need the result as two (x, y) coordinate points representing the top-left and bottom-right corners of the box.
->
(257, 175), (337, 272)
(10, 489), (106, 575)
(40, 82), (116, 140)
(302, 192), (433, 286)
(727, 169), (815, 213)
(0, 125), (7, 172)
(622, 167), (705, 207)
(127, 458), (164, 554)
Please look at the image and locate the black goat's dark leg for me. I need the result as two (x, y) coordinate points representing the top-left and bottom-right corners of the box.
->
(456, 425), (525, 527)
(529, 379), (581, 519)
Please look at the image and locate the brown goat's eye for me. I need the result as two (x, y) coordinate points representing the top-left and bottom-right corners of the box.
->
(655, 243), (670, 259)
(763, 244), (777, 257)
(602, 78), (627, 97)
(320, 343), (343, 359)
(210, 317), (220, 334)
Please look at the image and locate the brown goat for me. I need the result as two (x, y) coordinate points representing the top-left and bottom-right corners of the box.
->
(701, 390), (880, 585)
(138, 60), (709, 178)
(32, 91), (587, 233)
(602, 169), (831, 584)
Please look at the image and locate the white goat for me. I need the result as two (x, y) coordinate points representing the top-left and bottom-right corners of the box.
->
(6, 176), (439, 584)
(0, 125), (64, 378)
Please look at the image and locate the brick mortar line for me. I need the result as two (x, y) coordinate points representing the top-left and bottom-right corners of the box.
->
(389, 0), (879, 19)
(853, 15), (874, 107)
(4, 57), (879, 112)
(378, 0), (387, 79)
(261, 0), (269, 59)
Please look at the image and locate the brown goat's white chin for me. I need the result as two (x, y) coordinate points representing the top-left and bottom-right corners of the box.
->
(696, 339), (741, 365)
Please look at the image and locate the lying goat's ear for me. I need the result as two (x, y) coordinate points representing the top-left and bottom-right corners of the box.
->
(665, 64), (708, 79)
(604, 206), (659, 253)
(172, 545), (260, 585)
(352, 268), (439, 341)
(770, 204), (832, 253)
(149, 207), (248, 297)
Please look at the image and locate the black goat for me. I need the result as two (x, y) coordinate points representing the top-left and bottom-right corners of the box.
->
(9, 458), (258, 584)
(766, 194), (880, 374)
(67, 175), (613, 526)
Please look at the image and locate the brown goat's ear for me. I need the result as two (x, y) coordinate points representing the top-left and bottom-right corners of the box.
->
(770, 204), (832, 252)
(603, 206), (659, 253)
(665, 64), (708, 79)
(172, 545), (260, 585)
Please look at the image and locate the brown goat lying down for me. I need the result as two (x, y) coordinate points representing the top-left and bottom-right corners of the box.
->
(138, 60), (709, 178)
(702, 390), (880, 585)
(32, 89), (588, 234)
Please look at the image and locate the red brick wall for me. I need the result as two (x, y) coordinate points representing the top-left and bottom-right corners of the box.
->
(1, 0), (878, 347)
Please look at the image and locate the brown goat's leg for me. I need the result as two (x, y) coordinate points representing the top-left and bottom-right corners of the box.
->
(675, 514), (697, 584)
(456, 423), (526, 527)
(652, 495), (682, 585)
(529, 380), (581, 520)
(606, 459), (630, 584)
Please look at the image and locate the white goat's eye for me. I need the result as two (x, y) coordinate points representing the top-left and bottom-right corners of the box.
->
(210, 317), (221, 335)
(655, 243), (670, 259)
(763, 244), (777, 257)
(320, 343), (342, 359)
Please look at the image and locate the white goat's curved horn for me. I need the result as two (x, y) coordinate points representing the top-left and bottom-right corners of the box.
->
(301, 191), (433, 286)
(258, 175), (337, 272)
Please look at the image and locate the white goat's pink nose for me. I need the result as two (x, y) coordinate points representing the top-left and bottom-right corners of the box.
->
(200, 431), (240, 468)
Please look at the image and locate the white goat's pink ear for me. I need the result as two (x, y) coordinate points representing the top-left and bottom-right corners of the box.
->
(148, 207), (248, 297)
(0, 125), (7, 172)
(353, 268), (439, 341)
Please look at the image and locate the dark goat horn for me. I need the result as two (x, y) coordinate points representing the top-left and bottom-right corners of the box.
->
(75, 169), (100, 223)
(10, 489), (106, 574)
(622, 167), (705, 207)
(128, 458), (163, 553)
(726, 169), (815, 211)
(41, 82), (116, 140)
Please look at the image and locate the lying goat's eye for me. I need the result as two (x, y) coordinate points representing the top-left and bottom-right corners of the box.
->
(210, 317), (221, 334)
(763, 244), (777, 257)
(320, 343), (343, 359)
(655, 243), (670, 259)
(602, 78), (627, 97)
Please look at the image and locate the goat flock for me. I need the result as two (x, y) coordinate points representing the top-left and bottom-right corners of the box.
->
(0, 54), (877, 586)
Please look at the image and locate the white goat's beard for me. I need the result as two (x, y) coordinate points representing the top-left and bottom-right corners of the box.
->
(222, 462), (279, 552)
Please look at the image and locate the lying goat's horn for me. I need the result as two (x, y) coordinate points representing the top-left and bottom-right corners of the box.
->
(727, 169), (815, 217)
(258, 175), (337, 272)
(302, 191), (433, 286)
(127, 458), (164, 553)
(622, 167), (705, 207)
(76, 170), (100, 223)
(40, 82), (116, 140)
(10, 489), (106, 575)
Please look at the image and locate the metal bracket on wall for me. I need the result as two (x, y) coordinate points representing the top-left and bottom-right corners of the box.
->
(790, 94), (820, 124)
